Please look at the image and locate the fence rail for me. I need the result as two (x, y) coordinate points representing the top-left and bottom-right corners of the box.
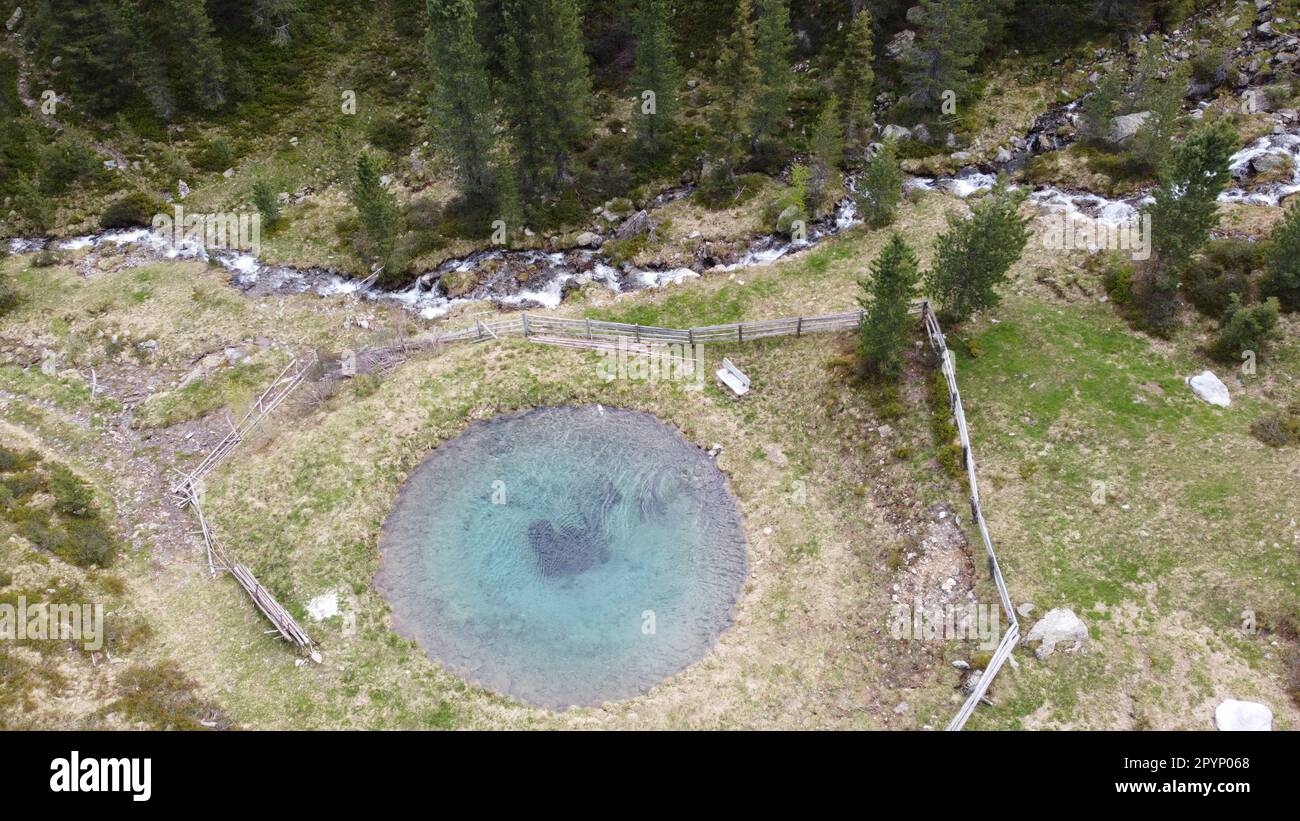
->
(409, 307), (889, 350)
(921, 302), (1019, 731)
(172, 354), (320, 659)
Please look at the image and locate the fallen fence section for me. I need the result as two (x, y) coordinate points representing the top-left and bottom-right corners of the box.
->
(171, 354), (317, 501)
(173, 354), (320, 660)
(920, 302), (1019, 731)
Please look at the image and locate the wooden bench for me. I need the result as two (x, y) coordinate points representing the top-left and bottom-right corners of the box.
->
(716, 357), (750, 396)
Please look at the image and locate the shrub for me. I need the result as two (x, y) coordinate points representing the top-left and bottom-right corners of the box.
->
(100, 192), (159, 229)
(367, 115), (415, 154)
(251, 179), (281, 228)
(1210, 296), (1280, 364)
(49, 465), (94, 517)
(60, 516), (116, 568)
(191, 138), (234, 173)
(38, 136), (101, 195)
(1129, 266), (1182, 337)
(1181, 237), (1263, 318)
(1101, 256), (1135, 305)
(352, 374), (381, 398)
(1250, 402), (1300, 448)
(0, 277), (18, 317)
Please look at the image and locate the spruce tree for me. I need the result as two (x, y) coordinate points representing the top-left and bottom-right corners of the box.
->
(352, 153), (402, 279)
(501, 0), (594, 194)
(134, 0), (228, 117)
(1147, 119), (1237, 270)
(751, 0), (795, 146)
(426, 0), (498, 200)
(710, 0), (760, 186)
(808, 96), (844, 218)
(899, 0), (986, 115)
(631, 0), (683, 164)
(837, 8), (875, 157)
(924, 178), (1028, 323)
(859, 233), (920, 377)
(858, 140), (903, 228)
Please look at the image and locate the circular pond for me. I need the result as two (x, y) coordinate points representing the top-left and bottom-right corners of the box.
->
(375, 405), (748, 710)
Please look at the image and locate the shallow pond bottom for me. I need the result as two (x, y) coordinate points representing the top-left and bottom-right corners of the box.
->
(375, 405), (748, 710)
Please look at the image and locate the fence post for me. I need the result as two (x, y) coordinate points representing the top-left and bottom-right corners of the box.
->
(586, 318), (593, 340)
(688, 328), (694, 346)
(521, 313), (530, 338)
(796, 316), (802, 337)
(737, 323), (743, 343)
(635, 324), (641, 343)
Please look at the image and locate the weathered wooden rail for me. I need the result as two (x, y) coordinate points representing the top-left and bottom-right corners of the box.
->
(172, 354), (317, 501)
(920, 302), (1020, 731)
(172, 354), (320, 660)
(416, 308), (877, 349)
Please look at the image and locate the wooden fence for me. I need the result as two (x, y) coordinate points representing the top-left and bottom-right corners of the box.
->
(412, 308), (877, 349)
(920, 302), (1020, 731)
(172, 354), (320, 660)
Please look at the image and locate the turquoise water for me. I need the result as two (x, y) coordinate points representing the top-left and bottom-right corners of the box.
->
(375, 405), (748, 710)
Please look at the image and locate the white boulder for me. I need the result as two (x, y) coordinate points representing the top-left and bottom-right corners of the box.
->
(1215, 699), (1272, 731)
(1023, 608), (1088, 659)
(1187, 370), (1231, 407)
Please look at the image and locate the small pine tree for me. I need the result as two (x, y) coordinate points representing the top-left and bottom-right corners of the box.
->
(351, 153), (402, 278)
(859, 233), (920, 377)
(631, 0), (683, 164)
(807, 96), (844, 218)
(710, 0), (760, 186)
(1264, 201), (1300, 311)
(858, 140), (903, 228)
(427, 0), (499, 200)
(1147, 119), (1238, 270)
(252, 179), (281, 228)
(751, 0), (795, 146)
(837, 9), (875, 157)
(924, 178), (1029, 323)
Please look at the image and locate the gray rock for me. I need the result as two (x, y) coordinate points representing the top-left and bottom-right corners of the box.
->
(1250, 151), (1293, 178)
(775, 204), (801, 234)
(881, 123), (912, 141)
(4, 7), (21, 32)
(1215, 699), (1272, 731)
(1107, 111), (1152, 146)
(995, 147), (1012, 163)
(911, 123), (932, 144)
(1023, 608), (1088, 659)
(574, 231), (602, 248)
(950, 150), (973, 163)
(1187, 370), (1231, 407)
